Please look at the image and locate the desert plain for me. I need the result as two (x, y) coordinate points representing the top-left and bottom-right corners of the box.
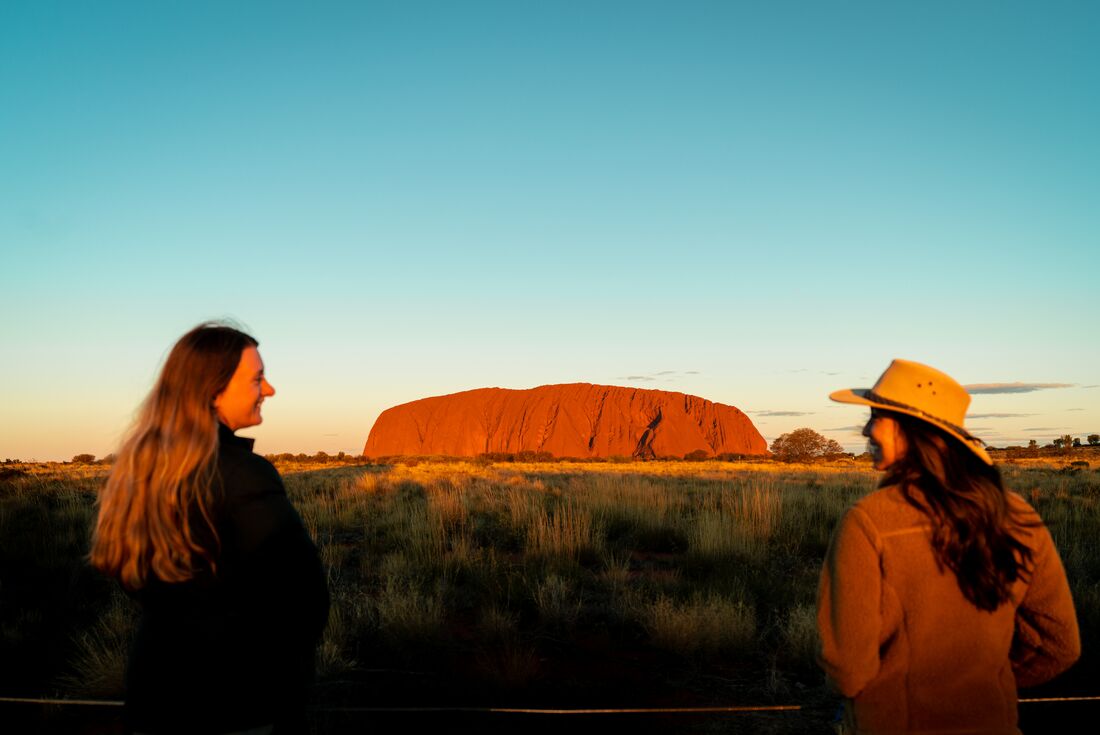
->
(1, 449), (1097, 733)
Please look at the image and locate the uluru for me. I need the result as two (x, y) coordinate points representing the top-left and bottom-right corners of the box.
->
(363, 383), (768, 459)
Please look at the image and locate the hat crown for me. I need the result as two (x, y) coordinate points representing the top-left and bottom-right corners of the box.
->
(828, 359), (990, 465)
(871, 359), (970, 427)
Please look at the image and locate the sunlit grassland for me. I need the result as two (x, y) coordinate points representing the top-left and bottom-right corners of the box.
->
(1, 459), (1097, 732)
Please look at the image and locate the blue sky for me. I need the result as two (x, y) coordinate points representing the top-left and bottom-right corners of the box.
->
(2, 0), (1097, 460)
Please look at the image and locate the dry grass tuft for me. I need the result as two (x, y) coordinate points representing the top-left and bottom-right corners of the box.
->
(642, 593), (756, 655)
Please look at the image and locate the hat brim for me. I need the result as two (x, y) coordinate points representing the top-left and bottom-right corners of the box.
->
(829, 389), (993, 466)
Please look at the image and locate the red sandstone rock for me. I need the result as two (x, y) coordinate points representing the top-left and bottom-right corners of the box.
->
(363, 383), (767, 458)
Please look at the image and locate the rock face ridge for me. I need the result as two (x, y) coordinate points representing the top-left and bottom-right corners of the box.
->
(363, 383), (767, 458)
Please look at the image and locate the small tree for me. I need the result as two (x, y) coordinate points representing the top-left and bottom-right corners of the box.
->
(770, 428), (844, 463)
(1088, 434), (1099, 446)
(71, 453), (96, 464)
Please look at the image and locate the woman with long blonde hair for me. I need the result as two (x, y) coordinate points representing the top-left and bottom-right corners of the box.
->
(818, 359), (1079, 734)
(92, 323), (328, 734)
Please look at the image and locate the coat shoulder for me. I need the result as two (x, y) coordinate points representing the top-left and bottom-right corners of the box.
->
(850, 485), (926, 533)
(216, 444), (284, 499)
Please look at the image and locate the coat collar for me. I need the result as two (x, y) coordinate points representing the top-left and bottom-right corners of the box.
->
(218, 422), (255, 452)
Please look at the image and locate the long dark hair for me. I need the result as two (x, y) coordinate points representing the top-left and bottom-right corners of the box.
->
(880, 411), (1037, 611)
(92, 322), (258, 590)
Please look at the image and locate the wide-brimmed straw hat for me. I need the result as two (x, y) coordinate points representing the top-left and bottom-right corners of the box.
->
(829, 359), (992, 466)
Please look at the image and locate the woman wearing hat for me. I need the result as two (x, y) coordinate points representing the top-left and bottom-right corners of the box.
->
(818, 359), (1079, 733)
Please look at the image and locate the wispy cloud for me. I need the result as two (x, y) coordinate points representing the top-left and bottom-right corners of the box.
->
(826, 425), (865, 433)
(1067, 408), (1084, 411)
(617, 370), (701, 382)
(749, 410), (815, 417)
(1084, 385), (1099, 389)
(964, 382), (1074, 394)
(968, 413), (1035, 419)
(1023, 427), (1067, 432)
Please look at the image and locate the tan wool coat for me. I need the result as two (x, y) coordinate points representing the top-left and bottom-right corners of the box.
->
(817, 485), (1079, 734)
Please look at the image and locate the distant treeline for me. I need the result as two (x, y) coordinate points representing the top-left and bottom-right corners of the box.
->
(263, 451), (366, 465)
(989, 441), (1100, 459)
(5, 437), (1098, 467)
(1, 454), (117, 466)
(0, 450), (787, 466)
(0, 452), (368, 466)
(368, 450), (781, 466)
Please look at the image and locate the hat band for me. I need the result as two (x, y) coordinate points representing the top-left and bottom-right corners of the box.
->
(865, 390), (984, 446)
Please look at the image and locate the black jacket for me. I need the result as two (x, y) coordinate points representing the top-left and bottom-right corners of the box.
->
(125, 424), (329, 734)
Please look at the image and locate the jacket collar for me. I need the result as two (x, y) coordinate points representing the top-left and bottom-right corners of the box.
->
(218, 422), (255, 452)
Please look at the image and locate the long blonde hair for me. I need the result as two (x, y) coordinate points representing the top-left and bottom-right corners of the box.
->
(91, 323), (258, 590)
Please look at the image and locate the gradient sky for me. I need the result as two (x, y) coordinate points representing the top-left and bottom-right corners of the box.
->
(2, 0), (1097, 460)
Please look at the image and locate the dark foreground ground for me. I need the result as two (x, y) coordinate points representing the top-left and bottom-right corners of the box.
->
(3, 698), (1097, 735)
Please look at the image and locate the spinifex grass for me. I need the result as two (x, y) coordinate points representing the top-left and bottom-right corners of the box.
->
(2, 459), (1097, 730)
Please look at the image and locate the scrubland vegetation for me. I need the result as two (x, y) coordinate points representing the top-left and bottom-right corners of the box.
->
(1, 457), (1097, 733)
